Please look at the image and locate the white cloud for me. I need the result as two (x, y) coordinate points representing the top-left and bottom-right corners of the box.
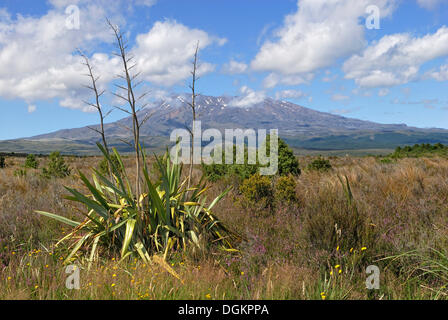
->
(132, 20), (226, 86)
(416, 0), (443, 10)
(428, 64), (448, 81)
(251, 0), (396, 78)
(222, 60), (248, 74)
(229, 86), (266, 107)
(343, 26), (448, 87)
(331, 94), (350, 101)
(275, 89), (305, 100)
(378, 88), (390, 96)
(0, 3), (224, 111)
(27, 105), (36, 113)
(0, 2), (123, 110)
(262, 72), (313, 89)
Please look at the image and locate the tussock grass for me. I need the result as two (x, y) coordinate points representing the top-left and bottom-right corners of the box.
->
(2, 155), (448, 299)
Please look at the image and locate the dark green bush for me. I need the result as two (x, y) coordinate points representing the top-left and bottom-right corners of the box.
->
(202, 145), (258, 182)
(307, 157), (332, 171)
(392, 143), (448, 158)
(24, 154), (39, 169)
(42, 151), (71, 179)
(0, 156), (5, 168)
(202, 136), (300, 181)
(264, 135), (300, 176)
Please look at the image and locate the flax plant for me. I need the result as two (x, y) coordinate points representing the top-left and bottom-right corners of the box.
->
(37, 143), (239, 265)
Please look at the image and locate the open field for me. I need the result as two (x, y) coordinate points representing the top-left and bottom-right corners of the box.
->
(1, 154), (448, 300)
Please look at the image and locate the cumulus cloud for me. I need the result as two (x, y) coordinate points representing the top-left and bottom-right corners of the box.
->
(251, 0), (396, 83)
(343, 26), (448, 87)
(221, 60), (248, 74)
(428, 64), (448, 81)
(229, 86), (266, 107)
(0, 3), (224, 111)
(263, 73), (313, 89)
(132, 20), (226, 86)
(378, 88), (390, 96)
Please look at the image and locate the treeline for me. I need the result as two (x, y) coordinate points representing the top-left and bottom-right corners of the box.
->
(391, 143), (448, 158)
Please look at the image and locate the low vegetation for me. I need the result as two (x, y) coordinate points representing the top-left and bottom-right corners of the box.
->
(202, 136), (300, 182)
(391, 143), (448, 158)
(41, 151), (71, 179)
(24, 154), (39, 169)
(2, 152), (448, 299)
(307, 157), (332, 172)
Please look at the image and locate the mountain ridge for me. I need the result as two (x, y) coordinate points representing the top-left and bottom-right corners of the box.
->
(2, 94), (448, 155)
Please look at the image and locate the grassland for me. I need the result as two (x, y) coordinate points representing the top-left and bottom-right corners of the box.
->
(1, 154), (448, 300)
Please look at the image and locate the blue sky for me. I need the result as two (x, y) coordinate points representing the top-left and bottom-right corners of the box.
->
(0, 0), (448, 140)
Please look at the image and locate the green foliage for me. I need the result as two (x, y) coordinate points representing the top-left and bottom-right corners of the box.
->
(239, 173), (273, 208)
(264, 135), (301, 176)
(202, 136), (300, 181)
(24, 154), (39, 169)
(13, 168), (27, 177)
(0, 156), (5, 168)
(98, 153), (121, 176)
(379, 157), (393, 164)
(41, 151), (71, 179)
(391, 143), (448, 158)
(274, 175), (297, 204)
(37, 144), (239, 264)
(307, 157), (332, 171)
(202, 145), (258, 182)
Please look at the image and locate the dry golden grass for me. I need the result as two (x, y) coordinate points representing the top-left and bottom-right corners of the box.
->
(1, 155), (448, 299)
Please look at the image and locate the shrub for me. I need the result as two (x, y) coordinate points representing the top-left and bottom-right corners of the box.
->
(264, 135), (301, 176)
(42, 151), (71, 178)
(202, 145), (258, 182)
(379, 157), (393, 164)
(98, 153), (121, 176)
(239, 173), (273, 208)
(307, 157), (332, 171)
(274, 175), (297, 204)
(24, 154), (39, 169)
(13, 168), (27, 177)
(202, 136), (300, 181)
(0, 156), (5, 168)
(392, 143), (448, 158)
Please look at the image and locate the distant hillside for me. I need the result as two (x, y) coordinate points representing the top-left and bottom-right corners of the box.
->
(1, 94), (448, 155)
